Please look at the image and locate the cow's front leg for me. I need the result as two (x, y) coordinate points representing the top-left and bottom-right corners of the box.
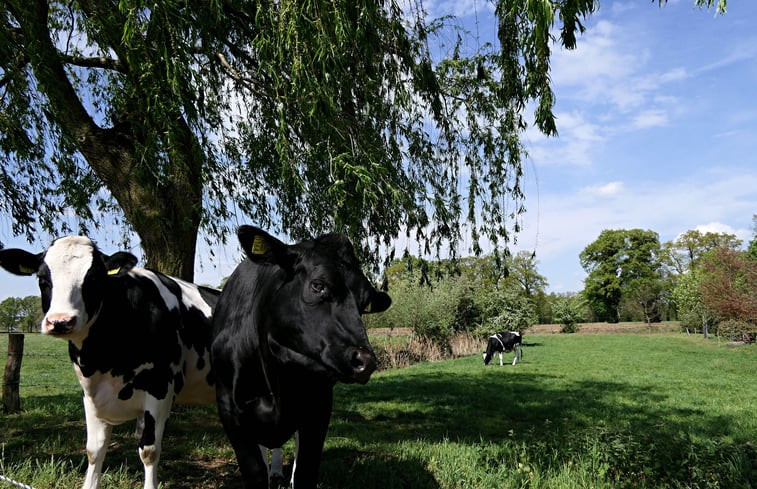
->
(498, 352), (504, 366)
(228, 434), (269, 488)
(138, 397), (172, 489)
(216, 385), (271, 488)
(82, 396), (113, 489)
(291, 392), (333, 489)
(512, 345), (521, 365)
(268, 446), (285, 487)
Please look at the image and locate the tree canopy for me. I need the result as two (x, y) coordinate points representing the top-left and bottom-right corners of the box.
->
(699, 248), (757, 327)
(661, 229), (741, 274)
(580, 229), (663, 322)
(0, 295), (41, 332)
(0, 0), (729, 279)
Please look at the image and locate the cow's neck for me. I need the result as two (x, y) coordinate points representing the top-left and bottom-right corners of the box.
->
(257, 343), (276, 399)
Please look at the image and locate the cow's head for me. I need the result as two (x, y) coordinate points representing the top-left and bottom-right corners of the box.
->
(0, 236), (137, 341)
(238, 226), (390, 384)
(483, 350), (493, 365)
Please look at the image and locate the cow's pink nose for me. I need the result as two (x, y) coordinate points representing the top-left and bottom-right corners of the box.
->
(44, 314), (77, 334)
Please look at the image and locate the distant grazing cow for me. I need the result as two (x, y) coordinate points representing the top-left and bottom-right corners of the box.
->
(483, 331), (523, 366)
(211, 225), (391, 489)
(0, 236), (220, 489)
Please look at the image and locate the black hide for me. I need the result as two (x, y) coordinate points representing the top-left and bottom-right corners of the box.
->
(211, 226), (391, 489)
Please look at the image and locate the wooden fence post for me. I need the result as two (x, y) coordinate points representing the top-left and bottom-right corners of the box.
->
(3, 333), (24, 414)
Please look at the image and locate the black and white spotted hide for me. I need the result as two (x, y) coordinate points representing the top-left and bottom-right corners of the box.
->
(483, 331), (523, 366)
(0, 236), (219, 489)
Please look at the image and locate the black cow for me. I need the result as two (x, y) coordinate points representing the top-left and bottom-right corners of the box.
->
(483, 331), (523, 366)
(211, 226), (391, 489)
(0, 236), (219, 489)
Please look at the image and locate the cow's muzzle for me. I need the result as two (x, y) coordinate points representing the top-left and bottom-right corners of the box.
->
(349, 347), (377, 384)
(43, 314), (77, 336)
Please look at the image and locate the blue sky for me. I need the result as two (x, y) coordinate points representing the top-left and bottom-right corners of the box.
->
(1, 0), (756, 300)
(430, 0), (757, 292)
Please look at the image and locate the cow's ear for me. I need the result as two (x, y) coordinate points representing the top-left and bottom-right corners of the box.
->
(238, 225), (291, 265)
(103, 251), (138, 276)
(0, 249), (43, 276)
(365, 290), (391, 314)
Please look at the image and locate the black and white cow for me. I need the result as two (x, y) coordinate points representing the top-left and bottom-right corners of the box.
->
(483, 331), (523, 366)
(0, 236), (219, 489)
(211, 226), (391, 489)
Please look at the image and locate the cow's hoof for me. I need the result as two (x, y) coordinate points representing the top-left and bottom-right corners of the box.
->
(269, 474), (287, 489)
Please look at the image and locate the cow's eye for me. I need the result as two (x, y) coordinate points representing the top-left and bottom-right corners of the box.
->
(310, 280), (326, 294)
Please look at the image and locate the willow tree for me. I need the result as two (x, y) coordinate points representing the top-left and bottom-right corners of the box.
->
(0, 0), (727, 279)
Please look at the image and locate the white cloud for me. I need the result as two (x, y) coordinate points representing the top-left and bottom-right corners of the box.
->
(631, 109), (669, 129)
(697, 38), (757, 75)
(525, 111), (604, 167)
(548, 16), (693, 131)
(694, 222), (737, 234)
(659, 67), (689, 83)
(583, 181), (625, 197)
(508, 167), (757, 292)
(551, 20), (639, 90)
(406, 0), (495, 22)
(693, 222), (752, 243)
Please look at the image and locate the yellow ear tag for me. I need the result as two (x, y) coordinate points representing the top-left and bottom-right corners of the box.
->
(19, 265), (35, 274)
(364, 302), (372, 313)
(251, 235), (268, 255)
(107, 267), (121, 276)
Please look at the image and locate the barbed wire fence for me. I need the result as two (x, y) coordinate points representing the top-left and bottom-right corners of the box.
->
(0, 474), (37, 489)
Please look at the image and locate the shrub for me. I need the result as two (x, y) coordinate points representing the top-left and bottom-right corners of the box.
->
(449, 333), (482, 358)
(366, 274), (481, 351)
(716, 319), (755, 342)
(477, 285), (537, 334)
(553, 294), (584, 333)
(373, 332), (485, 370)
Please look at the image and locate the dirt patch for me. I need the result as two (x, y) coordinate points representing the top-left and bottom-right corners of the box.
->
(528, 321), (681, 335)
(369, 322), (681, 337)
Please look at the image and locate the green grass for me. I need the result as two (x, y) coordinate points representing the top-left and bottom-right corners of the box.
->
(1, 333), (755, 488)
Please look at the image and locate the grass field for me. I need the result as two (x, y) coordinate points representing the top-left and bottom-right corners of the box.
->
(1, 332), (754, 488)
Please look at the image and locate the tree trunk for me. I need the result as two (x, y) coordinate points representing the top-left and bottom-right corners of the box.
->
(15, 0), (204, 282)
(76, 128), (203, 281)
(3, 333), (24, 414)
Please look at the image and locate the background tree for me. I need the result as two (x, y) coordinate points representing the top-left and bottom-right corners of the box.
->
(621, 277), (668, 325)
(580, 229), (663, 323)
(699, 248), (757, 328)
(368, 251), (546, 344)
(508, 251), (548, 297)
(479, 284), (538, 334)
(672, 269), (717, 337)
(0, 296), (41, 332)
(660, 230), (741, 274)
(552, 293), (586, 333)
(0, 1), (728, 279)
(747, 214), (757, 261)
(0, 0), (545, 278)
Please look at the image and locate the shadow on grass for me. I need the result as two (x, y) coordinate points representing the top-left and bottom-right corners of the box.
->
(2, 395), (238, 489)
(320, 447), (441, 489)
(4, 356), (755, 489)
(327, 360), (756, 488)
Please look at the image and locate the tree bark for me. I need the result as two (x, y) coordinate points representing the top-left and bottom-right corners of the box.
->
(13, 0), (203, 281)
